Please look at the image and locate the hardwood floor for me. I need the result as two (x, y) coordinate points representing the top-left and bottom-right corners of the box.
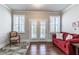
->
(26, 42), (64, 55)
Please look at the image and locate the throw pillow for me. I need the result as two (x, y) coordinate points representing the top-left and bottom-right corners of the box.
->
(56, 33), (63, 40)
(66, 34), (73, 40)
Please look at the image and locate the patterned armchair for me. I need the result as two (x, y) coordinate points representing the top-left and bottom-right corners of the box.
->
(9, 31), (20, 45)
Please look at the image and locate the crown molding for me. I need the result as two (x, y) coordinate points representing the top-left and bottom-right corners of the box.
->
(62, 4), (76, 13)
(12, 10), (61, 14)
(0, 4), (12, 12)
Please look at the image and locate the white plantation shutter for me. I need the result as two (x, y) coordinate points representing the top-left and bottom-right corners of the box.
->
(50, 16), (60, 33)
(13, 15), (25, 33)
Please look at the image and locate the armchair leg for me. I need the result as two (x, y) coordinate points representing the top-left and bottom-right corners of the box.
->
(17, 39), (20, 44)
(19, 40), (20, 43)
(10, 40), (11, 47)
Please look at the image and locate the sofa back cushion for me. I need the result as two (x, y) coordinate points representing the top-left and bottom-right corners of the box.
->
(61, 32), (69, 40)
(70, 34), (79, 39)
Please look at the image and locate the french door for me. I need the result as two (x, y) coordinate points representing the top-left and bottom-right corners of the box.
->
(30, 19), (37, 39)
(40, 20), (46, 39)
(30, 19), (46, 40)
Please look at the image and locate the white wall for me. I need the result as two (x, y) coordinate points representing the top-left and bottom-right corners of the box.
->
(0, 5), (11, 48)
(62, 5), (79, 34)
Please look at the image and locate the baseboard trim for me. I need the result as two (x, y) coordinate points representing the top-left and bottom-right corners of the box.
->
(21, 39), (52, 42)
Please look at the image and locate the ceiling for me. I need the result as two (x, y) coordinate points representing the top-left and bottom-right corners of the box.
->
(6, 4), (71, 12)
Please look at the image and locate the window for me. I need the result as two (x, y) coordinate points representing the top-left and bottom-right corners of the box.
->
(13, 15), (25, 33)
(50, 16), (60, 33)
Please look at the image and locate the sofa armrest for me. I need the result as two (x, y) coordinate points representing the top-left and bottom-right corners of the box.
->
(66, 41), (71, 48)
(52, 33), (56, 44)
(65, 40), (75, 55)
(65, 41), (72, 55)
(65, 39), (79, 49)
(52, 33), (56, 39)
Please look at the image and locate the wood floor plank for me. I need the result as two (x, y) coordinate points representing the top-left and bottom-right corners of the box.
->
(26, 42), (64, 55)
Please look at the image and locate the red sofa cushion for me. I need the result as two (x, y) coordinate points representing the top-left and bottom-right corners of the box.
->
(62, 33), (79, 40)
(61, 32), (69, 40)
(66, 38), (79, 43)
(70, 34), (79, 39)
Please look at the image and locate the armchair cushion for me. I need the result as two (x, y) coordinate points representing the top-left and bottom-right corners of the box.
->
(11, 37), (19, 40)
(10, 32), (17, 37)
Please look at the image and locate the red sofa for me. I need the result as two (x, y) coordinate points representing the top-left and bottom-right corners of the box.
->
(52, 32), (79, 55)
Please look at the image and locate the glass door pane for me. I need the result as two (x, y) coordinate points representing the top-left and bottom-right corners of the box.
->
(40, 20), (46, 39)
(31, 20), (37, 39)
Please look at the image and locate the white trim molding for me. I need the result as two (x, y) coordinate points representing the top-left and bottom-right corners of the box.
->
(0, 4), (12, 12)
(62, 4), (76, 13)
(12, 10), (61, 14)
